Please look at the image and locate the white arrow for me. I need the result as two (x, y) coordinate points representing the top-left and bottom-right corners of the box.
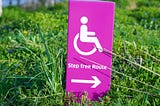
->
(71, 76), (101, 88)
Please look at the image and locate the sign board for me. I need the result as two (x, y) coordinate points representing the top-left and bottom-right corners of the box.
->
(66, 0), (115, 101)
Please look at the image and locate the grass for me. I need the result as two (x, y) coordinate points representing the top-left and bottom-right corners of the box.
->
(0, 1), (160, 105)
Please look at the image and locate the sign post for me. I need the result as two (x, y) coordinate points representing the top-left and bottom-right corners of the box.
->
(66, 0), (115, 101)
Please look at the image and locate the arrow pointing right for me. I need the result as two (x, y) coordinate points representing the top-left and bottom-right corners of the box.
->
(71, 76), (101, 88)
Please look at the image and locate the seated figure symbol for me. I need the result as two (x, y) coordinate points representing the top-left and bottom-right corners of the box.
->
(74, 16), (103, 56)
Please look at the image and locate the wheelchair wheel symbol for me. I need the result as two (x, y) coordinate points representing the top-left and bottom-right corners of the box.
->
(73, 33), (97, 56)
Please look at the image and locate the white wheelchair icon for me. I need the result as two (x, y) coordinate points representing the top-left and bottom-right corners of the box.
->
(73, 16), (103, 56)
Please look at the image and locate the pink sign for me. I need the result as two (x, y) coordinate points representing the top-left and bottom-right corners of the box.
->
(66, 0), (115, 101)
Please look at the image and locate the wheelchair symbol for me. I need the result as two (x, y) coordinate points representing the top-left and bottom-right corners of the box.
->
(73, 16), (103, 56)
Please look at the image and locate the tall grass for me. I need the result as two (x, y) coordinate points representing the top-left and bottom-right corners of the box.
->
(0, 1), (160, 105)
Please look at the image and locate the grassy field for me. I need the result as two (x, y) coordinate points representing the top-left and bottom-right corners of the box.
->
(0, 0), (160, 105)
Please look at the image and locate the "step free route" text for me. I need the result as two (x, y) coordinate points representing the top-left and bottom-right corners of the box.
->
(67, 63), (107, 70)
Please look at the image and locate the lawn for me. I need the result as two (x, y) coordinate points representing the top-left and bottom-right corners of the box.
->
(0, 0), (160, 105)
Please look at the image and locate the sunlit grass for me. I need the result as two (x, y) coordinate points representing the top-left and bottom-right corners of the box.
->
(0, 1), (160, 105)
